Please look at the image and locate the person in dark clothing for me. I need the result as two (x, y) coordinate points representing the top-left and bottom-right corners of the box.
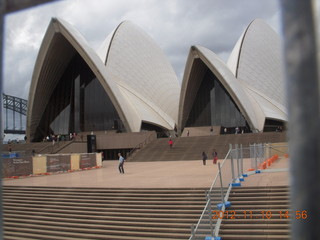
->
(202, 151), (207, 165)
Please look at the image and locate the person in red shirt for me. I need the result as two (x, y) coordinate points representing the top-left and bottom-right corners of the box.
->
(168, 139), (173, 149)
(213, 149), (218, 164)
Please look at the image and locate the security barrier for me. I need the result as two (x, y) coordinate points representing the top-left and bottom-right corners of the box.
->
(3, 153), (102, 178)
(189, 143), (288, 240)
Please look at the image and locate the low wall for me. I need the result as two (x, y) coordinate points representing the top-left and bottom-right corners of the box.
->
(3, 153), (102, 178)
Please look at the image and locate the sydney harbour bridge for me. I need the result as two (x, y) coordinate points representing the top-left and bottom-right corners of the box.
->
(3, 93), (27, 134)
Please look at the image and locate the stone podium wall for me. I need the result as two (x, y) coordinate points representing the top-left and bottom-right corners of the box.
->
(3, 153), (102, 178)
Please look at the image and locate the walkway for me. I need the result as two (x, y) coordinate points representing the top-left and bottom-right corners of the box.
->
(3, 157), (290, 188)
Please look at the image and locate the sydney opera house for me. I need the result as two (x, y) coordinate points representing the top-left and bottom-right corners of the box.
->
(26, 18), (287, 142)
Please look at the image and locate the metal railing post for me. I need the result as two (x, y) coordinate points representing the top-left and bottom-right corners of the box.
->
(235, 144), (240, 178)
(269, 143), (272, 159)
(230, 151), (235, 181)
(254, 143), (257, 170)
(240, 144), (244, 175)
(190, 224), (195, 240)
(218, 162), (224, 204)
(207, 197), (214, 237)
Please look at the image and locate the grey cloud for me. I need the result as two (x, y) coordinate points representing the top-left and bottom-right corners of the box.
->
(3, 0), (282, 98)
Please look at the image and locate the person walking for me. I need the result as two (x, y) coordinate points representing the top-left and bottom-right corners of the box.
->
(202, 151), (207, 165)
(210, 127), (213, 135)
(118, 153), (125, 174)
(212, 149), (218, 164)
(169, 139), (173, 149)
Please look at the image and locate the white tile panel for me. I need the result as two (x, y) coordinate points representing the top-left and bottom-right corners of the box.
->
(28, 18), (180, 138)
(105, 21), (180, 128)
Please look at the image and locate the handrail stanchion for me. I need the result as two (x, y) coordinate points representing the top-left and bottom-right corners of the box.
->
(230, 151), (235, 182)
(268, 143), (271, 159)
(218, 162), (224, 204)
(236, 144), (240, 178)
(240, 144), (244, 175)
(254, 143), (258, 170)
(207, 195), (214, 237)
(190, 224), (195, 240)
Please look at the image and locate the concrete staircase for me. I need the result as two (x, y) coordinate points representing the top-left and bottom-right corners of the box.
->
(3, 186), (207, 240)
(130, 132), (287, 161)
(219, 186), (290, 240)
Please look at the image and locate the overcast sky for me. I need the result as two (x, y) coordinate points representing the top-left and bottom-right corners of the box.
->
(2, 0), (318, 101)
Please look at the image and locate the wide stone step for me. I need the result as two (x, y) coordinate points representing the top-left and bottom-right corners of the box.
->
(220, 223), (290, 229)
(4, 211), (199, 226)
(2, 192), (206, 199)
(3, 199), (205, 210)
(4, 230), (181, 240)
(131, 132), (286, 161)
(4, 218), (191, 233)
(3, 186), (208, 193)
(218, 234), (290, 240)
(4, 203), (202, 214)
(210, 185), (291, 240)
(219, 229), (290, 235)
(227, 204), (289, 210)
(4, 186), (205, 240)
(4, 223), (189, 239)
(3, 195), (206, 205)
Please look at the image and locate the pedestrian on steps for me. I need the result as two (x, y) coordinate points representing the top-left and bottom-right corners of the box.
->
(212, 149), (218, 164)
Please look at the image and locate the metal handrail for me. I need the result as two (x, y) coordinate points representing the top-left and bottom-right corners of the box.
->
(189, 147), (233, 240)
(126, 132), (156, 159)
(189, 196), (211, 240)
(189, 143), (289, 239)
(209, 148), (232, 192)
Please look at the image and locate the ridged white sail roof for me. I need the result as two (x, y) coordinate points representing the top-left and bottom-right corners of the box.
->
(179, 19), (287, 133)
(27, 18), (180, 140)
(97, 21), (180, 130)
(227, 19), (287, 122)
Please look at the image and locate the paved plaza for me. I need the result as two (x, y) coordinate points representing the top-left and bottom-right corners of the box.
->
(3, 157), (290, 188)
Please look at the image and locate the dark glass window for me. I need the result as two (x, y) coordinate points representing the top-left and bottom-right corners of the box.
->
(34, 53), (123, 141)
(263, 119), (285, 132)
(186, 67), (247, 129)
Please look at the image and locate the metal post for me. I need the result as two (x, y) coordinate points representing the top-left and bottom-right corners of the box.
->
(254, 143), (257, 170)
(218, 162), (224, 204)
(230, 152), (235, 181)
(280, 1), (320, 239)
(0, 1), (4, 239)
(236, 144), (240, 178)
(5, 102), (7, 130)
(207, 198), (214, 237)
(190, 224), (195, 240)
(240, 144), (244, 175)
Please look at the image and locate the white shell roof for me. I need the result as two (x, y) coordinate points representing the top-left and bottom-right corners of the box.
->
(179, 19), (287, 133)
(179, 45), (265, 132)
(98, 21), (180, 129)
(27, 18), (180, 140)
(227, 19), (287, 121)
